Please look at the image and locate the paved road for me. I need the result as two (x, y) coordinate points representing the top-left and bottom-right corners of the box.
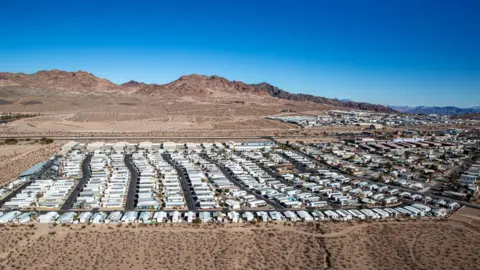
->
(124, 154), (139, 211)
(162, 153), (198, 210)
(201, 154), (285, 210)
(0, 136), (266, 140)
(60, 154), (92, 210)
(267, 137), (480, 210)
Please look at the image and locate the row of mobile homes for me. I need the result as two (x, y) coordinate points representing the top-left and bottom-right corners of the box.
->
(132, 153), (161, 209)
(61, 151), (85, 178)
(103, 154), (129, 208)
(151, 153), (186, 209)
(0, 205), (444, 224)
(0, 211), (21, 223)
(170, 153), (217, 209)
(74, 152), (109, 209)
(37, 179), (76, 208)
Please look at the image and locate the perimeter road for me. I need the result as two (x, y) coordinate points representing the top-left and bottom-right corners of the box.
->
(60, 154), (92, 210)
(0, 135), (342, 140)
(201, 154), (285, 210)
(125, 154), (139, 211)
(162, 153), (198, 210)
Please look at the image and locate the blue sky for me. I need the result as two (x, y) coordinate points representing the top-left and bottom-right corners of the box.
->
(1, 0), (479, 107)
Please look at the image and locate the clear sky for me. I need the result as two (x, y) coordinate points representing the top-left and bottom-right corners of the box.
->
(1, 0), (479, 107)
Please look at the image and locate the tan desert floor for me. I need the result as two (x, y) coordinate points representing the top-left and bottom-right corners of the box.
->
(0, 218), (478, 270)
(0, 143), (62, 185)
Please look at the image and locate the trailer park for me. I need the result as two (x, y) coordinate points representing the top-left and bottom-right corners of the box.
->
(0, 140), (464, 225)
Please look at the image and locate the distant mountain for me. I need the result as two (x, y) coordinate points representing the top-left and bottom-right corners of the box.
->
(0, 69), (118, 92)
(388, 105), (480, 116)
(0, 69), (394, 113)
(252, 83), (393, 113)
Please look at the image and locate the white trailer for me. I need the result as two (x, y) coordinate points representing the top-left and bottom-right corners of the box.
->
(347, 209), (366, 220)
(228, 211), (241, 223)
(324, 210), (340, 220)
(121, 211), (138, 223)
(154, 211), (167, 222)
(372, 208), (390, 218)
(283, 211), (299, 222)
(91, 212), (107, 223)
(186, 211), (195, 223)
(243, 211), (255, 222)
(171, 211), (180, 223)
(38, 212), (60, 223)
(296, 211), (314, 221)
(335, 209), (353, 220)
(78, 212), (93, 223)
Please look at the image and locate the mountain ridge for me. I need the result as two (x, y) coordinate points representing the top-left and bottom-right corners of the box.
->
(0, 69), (394, 112)
(388, 105), (480, 116)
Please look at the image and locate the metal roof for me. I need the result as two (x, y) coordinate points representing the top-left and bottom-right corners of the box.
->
(19, 162), (46, 177)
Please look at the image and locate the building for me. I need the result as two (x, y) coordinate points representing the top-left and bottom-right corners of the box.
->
(19, 162), (47, 178)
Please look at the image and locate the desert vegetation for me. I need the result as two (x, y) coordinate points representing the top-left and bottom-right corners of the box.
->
(0, 142), (62, 185)
(0, 219), (477, 270)
(0, 112), (40, 123)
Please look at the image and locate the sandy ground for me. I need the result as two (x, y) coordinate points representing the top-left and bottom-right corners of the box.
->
(0, 143), (62, 185)
(449, 206), (480, 226)
(0, 217), (478, 270)
(1, 114), (295, 134)
(0, 89), (470, 138)
(0, 91), (326, 137)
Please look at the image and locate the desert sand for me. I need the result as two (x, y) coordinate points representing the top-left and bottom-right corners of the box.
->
(0, 142), (62, 185)
(0, 217), (478, 270)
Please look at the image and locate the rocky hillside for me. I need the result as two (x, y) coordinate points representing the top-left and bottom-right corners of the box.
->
(0, 70), (118, 92)
(252, 82), (394, 112)
(0, 70), (393, 112)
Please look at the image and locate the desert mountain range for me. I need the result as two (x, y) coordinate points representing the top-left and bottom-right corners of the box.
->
(388, 105), (480, 116)
(0, 69), (393, 113)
